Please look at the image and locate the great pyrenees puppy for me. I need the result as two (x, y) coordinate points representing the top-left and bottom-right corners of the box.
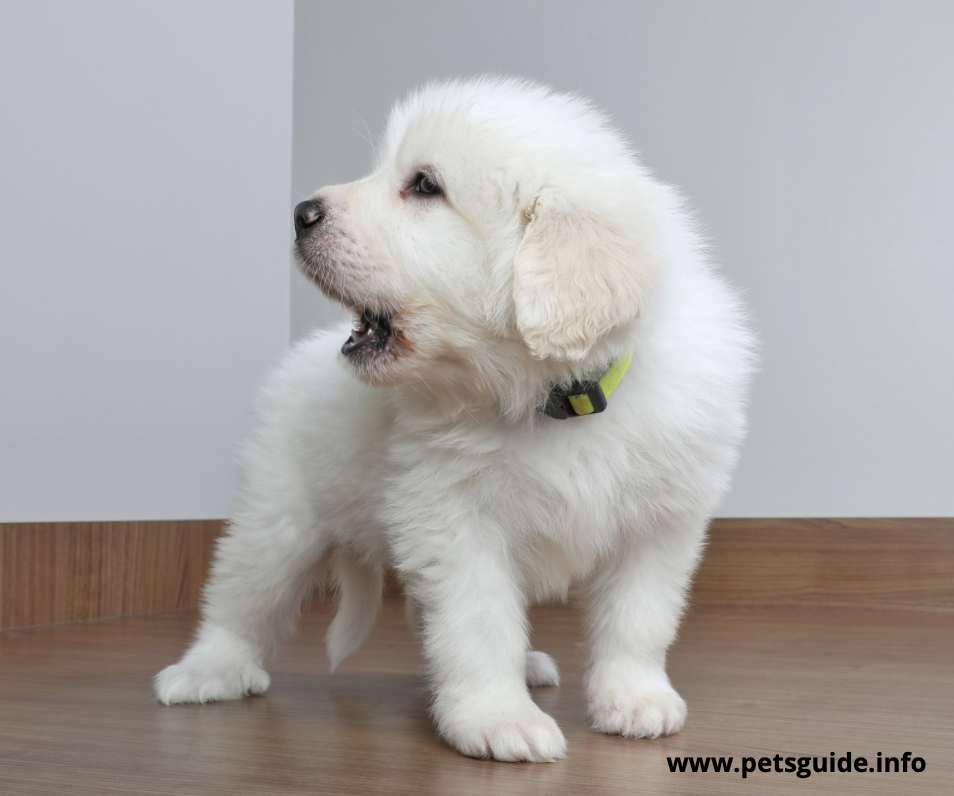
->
(156, 76), (754, 763)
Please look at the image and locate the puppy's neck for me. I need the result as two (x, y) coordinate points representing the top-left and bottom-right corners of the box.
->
(388, 327), (639, 428)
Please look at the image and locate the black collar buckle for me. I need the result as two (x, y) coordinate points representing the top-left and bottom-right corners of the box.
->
(541, 380), (608, 420)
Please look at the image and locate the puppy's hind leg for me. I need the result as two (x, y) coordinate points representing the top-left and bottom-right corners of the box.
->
(155, 502), (329, 705)
(525, 650), (560, 688)
(403, 595), (560, 688)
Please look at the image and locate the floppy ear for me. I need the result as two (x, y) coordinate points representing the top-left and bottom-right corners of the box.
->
(513, 187), (651, 361)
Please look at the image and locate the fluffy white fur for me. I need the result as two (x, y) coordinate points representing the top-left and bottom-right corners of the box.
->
(155, 77), (754, 763)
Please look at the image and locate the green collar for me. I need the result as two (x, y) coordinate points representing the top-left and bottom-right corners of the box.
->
(540, 352), (632, 420)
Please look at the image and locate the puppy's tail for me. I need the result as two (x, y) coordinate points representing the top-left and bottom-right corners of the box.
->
(325, 551), (383, 671)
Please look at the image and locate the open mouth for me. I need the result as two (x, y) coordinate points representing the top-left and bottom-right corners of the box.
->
(342, 308), (393, 355)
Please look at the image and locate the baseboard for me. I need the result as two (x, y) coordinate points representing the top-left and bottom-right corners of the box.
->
(695, 518), (954, 613)
(0, 520), (221, 631)
(2, 518), (951, 631)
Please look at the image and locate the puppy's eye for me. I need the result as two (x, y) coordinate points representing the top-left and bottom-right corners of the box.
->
(413, 172), (443, 196)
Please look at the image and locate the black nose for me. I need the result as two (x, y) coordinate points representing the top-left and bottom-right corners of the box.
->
(294, 199), (325, 238)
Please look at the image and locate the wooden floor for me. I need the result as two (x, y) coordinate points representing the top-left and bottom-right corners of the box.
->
(1, 600), (951, 795)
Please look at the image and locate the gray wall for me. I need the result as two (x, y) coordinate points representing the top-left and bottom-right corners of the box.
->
(4, 2), (947, 523)
(1, 1), (295, 522)
(292, 0), (954, 518)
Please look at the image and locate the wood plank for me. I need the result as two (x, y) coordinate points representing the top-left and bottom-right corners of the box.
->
(0, 521), (221, 631)
(2, 518), (951, 631)
(0, 600), (951, 794)
(696, 518), (954, 612)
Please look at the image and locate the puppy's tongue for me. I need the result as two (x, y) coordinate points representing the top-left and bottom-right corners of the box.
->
(343, 323), (377, 353)
(342, 310), (391, 354)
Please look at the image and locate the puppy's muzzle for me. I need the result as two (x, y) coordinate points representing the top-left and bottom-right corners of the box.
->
(294, 199), (325, 240)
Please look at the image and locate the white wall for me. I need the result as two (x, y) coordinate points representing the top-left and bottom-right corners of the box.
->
(3, 2), (949, 524)
(291, 0), (954, 518)
(0, 1), (295, 522)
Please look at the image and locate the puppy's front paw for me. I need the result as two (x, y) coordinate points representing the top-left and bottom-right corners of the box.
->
(439, 696), (567, 762)
(154, 626), (270, 704)
(525, 650), (560, 687)
(155, 658), (270, 704)
(588, 680), (687, 738)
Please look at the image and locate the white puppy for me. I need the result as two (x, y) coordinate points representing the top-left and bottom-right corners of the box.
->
(155, 77), (754, 763)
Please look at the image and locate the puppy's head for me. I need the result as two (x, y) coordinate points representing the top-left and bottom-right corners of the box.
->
(294, 77), (663, 415)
